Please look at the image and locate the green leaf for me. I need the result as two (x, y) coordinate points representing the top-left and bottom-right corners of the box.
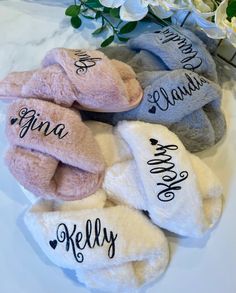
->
(119, 21), (138, 34)
(118, 36), (129, 42)
(92, 26), (106, 35)
(110, 8), (120, 18)
(71, 16), (82, 28)
(103, 7), (111, 13)
(227, 0), (236, 21)
(101, 35), (114, 47)
(85, 0), (103, 8)
(65, 5), (81, 17)
(95, 11), (102, 19)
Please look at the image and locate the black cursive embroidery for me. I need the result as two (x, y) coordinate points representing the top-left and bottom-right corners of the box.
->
(155, 28), (203, 71)
(49, 218), (118, 263)
(10, 107), (68, 139)
(147, 138), (188, 202)
(147, 73), (209, 113)
(74, 50), (101, 75)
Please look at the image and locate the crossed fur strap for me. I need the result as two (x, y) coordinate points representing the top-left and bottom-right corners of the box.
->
(87, 30), (226, 153)
(84, 120), (223, 238)
(128, 26), (218, 82)
(25, 195), (169, 291)
(5, 98), (105, 200)
(0, 48), (143, 112)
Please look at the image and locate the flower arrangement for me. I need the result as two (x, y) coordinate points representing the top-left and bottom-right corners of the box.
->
(65, 0), (236, 47)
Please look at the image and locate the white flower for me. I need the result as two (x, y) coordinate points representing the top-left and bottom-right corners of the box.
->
(99, 0), (180, 21)
(99, 0), (236, 47)
(150, 1), (188, 18)
(183, 0), (216, 20)
(99, 0), (126, 8)
(191, 0), (215, 14)
(215, 0), (236, 47)
(120, 0), (149, 21)
(171, 0), (225, 40)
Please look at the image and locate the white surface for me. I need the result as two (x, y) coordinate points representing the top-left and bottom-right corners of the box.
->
(0, 1), (236, 293)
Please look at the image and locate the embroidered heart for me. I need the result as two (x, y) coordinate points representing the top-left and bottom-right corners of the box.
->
(150, 138), (158, 145)
(148, 106), (156, 114)
(10, 118), (18, 125)
(49, 239), (57, 250)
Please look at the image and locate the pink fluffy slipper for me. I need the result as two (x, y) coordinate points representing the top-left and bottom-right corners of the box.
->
(5, 98), (105, 201)
(0, 48), (143, 112)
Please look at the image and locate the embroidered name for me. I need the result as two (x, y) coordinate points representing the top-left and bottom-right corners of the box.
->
(74, 50), (101, 75)
(147, 72), (209, 113)
(10, 107), (68, 139)
(49, 218), (118, 263)
(147, 138), (188, 202)
(156, 28), (203, 71)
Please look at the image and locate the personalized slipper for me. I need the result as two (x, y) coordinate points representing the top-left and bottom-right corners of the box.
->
(4, 98), (105, 200)
(81, 69), (226, 153)
(0, 48), (143, 112)
(95, 121), (223, 238)
(112, 69), (221, 125)
(24, 196), (169, 292)
(128, 26), (218, 82)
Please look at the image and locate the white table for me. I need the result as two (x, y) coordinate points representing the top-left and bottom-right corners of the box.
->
(0, 1), (236, 292)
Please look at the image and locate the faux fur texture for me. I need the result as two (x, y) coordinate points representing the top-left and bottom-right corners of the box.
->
(109, 69), (222, 126)
(85, 42), (226, 153)
(84, 120), (132, 167)
(128, 26), (218, 82)
(5, 98), (105, 200)
(0, 48), (143, 112)
(25, 194), (169, 292)
(85, 120), (222, 238)
(100, 46), (168, 73)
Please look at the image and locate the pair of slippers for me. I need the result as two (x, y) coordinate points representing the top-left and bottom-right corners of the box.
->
(2, 47), (143, 201)
(23, 119), (223, 291)
(83, 26), (226, 153)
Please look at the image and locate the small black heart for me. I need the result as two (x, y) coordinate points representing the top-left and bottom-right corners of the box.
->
(10, 118), (18, 125)
(49, 240), (57, 250)
(148, 106), (156, 114)
(150, 138), (158, 145)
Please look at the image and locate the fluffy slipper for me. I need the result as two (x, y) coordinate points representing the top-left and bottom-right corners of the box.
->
(128, 26), (218, 82)
(24, 195), (169, 292)
(87, 121), (223, 238)
(0, 48), (143, 112)
(4, 98), (105, 200)
(82, 69), (225, 153)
